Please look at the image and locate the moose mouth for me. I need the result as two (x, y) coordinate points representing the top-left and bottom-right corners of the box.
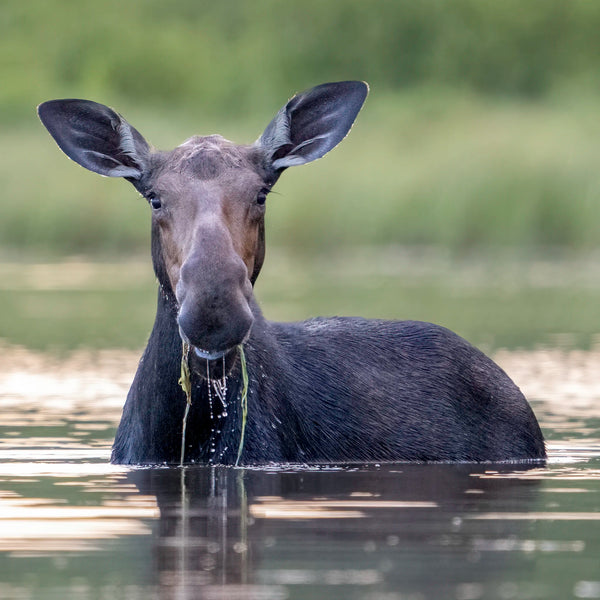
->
(178, 327), (227, 361)
(193, 346), (229, 361)
(178, 324), (250, 365)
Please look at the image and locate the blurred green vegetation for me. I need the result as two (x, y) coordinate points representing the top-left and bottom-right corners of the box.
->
(3, 0), (600, 255)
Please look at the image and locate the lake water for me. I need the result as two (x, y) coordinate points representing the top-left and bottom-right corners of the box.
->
(1, 255), (600, 599)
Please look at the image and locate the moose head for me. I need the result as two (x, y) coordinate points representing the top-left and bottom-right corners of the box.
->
(38, 82), (368, 368)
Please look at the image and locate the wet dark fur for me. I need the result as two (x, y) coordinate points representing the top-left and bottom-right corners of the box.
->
(113, 151), (546, 465)
(112, 288), (546, 464)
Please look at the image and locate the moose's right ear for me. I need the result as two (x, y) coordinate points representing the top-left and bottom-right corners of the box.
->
(37, 99), (150, 180)
(258, 81), (368, 171)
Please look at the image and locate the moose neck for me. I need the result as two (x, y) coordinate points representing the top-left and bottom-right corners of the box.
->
(164, 211), (263, 459)
(113, 229), (257, 465)
(123, 282), (250, 464)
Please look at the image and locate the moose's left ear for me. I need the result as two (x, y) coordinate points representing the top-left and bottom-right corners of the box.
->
(37, 99), (150, 180)
(257, 81), (368, 171)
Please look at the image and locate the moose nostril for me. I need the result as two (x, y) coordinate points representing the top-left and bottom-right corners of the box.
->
(239, 270), (252, 299)
(178, 261), (196, 290)
(241, 277), (253, 300)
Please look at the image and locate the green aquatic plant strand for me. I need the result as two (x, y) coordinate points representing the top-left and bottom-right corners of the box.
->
(178, 341), (192, 466)
(235, 344), (249, 467)
(178, 341), (248, 466)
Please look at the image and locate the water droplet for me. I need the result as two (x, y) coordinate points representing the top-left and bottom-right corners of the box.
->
(364, 541), (376, 553)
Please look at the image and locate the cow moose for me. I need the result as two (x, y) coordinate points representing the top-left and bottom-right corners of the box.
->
(38, 81), (546, 465)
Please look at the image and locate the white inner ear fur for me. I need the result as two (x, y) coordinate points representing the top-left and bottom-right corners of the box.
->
(255, 107), (291, 155)
(114, 119), (148, 173)
(82, 149), (141, 179)
(271, 134), (329, 169)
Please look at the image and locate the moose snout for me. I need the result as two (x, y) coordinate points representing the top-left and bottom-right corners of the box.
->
(176, 252), (254, 355)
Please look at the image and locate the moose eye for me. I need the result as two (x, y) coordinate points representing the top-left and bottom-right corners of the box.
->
(148, 195), (162, 210)
(256, 189), (269, 206)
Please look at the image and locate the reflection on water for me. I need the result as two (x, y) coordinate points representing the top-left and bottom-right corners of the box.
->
(130, 465), (548, 599)
(0, 488), (157, 555)
(0, 346), (599, 599)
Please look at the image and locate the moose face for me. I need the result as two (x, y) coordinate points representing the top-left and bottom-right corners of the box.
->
(145, 135), (271, 360)
(38, 81), (368, 364)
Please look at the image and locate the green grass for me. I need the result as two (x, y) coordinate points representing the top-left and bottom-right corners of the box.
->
(6, 0), (600, 122)
(6, 1), (600, 255)
(6, 89), (600, 256)
(268, 90), (600, 252)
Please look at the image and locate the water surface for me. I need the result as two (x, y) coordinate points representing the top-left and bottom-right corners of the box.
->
(1, 256), (600, 599)
(0, 346), (599, 600)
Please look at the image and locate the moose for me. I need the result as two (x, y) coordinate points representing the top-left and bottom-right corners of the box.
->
(38, 81), (545, 465)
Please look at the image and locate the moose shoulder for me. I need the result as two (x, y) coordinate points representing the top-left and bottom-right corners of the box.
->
(38, 81), (546, 465)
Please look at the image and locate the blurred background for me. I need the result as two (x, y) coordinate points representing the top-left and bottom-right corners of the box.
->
(3, 6), (600, 597)
(2, 0), (600, 351)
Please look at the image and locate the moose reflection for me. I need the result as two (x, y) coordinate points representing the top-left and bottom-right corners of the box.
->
(128, 465), (542, 599)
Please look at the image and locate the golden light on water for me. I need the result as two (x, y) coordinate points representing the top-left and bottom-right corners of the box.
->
(0, 345), (160, 556)
(0, 344), (138, 425)
(250, 497), (438, 520)
(0, 260), (152, 292)
(495, 349), (600, 413)
(0, 462), (118, 477)
(0, 489), (158, 556)
(469, 512), (600, 521)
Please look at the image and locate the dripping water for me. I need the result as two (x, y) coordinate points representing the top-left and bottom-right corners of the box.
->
(206, 356), (228, 463)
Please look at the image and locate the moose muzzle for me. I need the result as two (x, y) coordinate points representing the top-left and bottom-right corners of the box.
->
(175, 227), (254, 360)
